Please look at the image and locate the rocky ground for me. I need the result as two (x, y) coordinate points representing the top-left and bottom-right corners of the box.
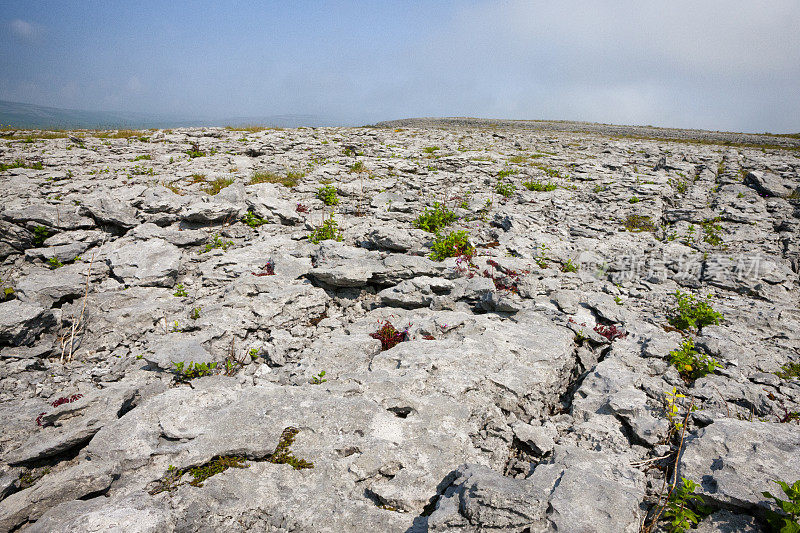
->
(0, 121), (798, 532)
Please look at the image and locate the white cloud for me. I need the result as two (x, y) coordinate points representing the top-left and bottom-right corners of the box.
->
(9, 19), (42, 42)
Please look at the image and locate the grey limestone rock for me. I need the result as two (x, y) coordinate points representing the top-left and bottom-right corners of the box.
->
(107, 238), (181, 287)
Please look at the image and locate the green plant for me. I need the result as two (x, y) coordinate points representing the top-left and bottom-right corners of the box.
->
(173, 361), (218, 381)
(532, 164), (561, 178)
(623, 214), (657, 232)
(249, 348), (260, 360)
(202, 177), (234, 195)
(185, 143), (205, 158)
(149, 456), (248, 494)
(316, 185), (339, 206)
(268, 426), (314, 469)
(776, 363), (800, 380)
(200, 234), (234, 253)
(663, 478), (712, 532)
(497, 168), (516, 179)
(47, 257), (63, 269)
(190, 307), (201, 320)
(1, 286), (14, 302)
(668, 290), (723, 331)
(561, 259), (578, 273)
(668, 339), (719, 382)
(700, 218), (725, 247)
(614, 295), (623, 305)
(495, 180), (516, 198)
(762, 479), (800, 532)
(310, 370), (327, 384)
(534, 243), (550, 268)
(132, 154), (152, 161)
(430, 230), (474, 261)
(32, 225), (52, 246)
(422, 146), (440, 154)
(414, 202), (456, 233)
(629, 196), (641, 204)
(308, 216), (343, 244)
(188, 456), (248, 487)
(170, 321), (182, 333)
(593, 184), (608, 193)
(173, 284), (188, 297)
(129, 165), (154, 176)
(250, 170), (300, 187)
(349, 161), (366, 173)
(524, 179), (557, 192)
(242, 210), (267, 228)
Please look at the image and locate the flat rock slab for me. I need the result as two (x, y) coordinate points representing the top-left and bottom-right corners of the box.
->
(680, 419), (800, 511)
(107, 238), (181, 287)
(0, 299), (54, 346)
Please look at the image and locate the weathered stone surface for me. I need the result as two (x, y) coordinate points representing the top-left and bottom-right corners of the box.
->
(0, 461), (118, 531)
(107, 238), (181, 287)
(15, 268), (86, 308)
(80, 192), (140, 229)
(0, 122), (798, 532)
(681, 419), (800, 511)
(0, 300), (54, 346)
(143, 336), (216, 371)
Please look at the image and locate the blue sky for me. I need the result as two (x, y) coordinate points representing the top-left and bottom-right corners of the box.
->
(1, 1), (799, 132)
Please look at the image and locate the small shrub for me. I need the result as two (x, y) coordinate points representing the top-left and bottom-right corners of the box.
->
(173, 361), (218, 381)
(762, 480), (800, 532)
(533, 164), (561, 178)
(309, 370), (327, 384)
(669, 338), (719, 382)
(561, 259), (578, 273)
(349, 161), (366, 173)
(497, 168), (516, 179)
(200, 234), (234, 254)
(185, 142), (205, 158)
(202, 177), (234, 195)
(33, 225), (52, 246)
(524, 179), (557, 192)
(594, 324), (627, 341)
(129, 165), (154, 176)
(700, 218), (725, 247)
(1, 286), (14, 302)
(316, 185), (339, 206)
(430, 230), (474, 261)
(252, 260), (275, 276)
(173, 284), (188, 297)
(629, 196), (640, 204)
(495, 180), (516, 198)
(413, 202), (456, 233)
(775, 363), (800, 380)
(663, 478), (712, 532)
(534, 243), (551, 268)
(668, 290), (723, 331)
(296, 203), (310, 213)
(242, 210), (267, 227)
(623, 214), (657, 232)
(308, 216), (343, 244)
(36, 394), (83, 426)
(370, 321), (409, 351)
(422, 146), (440, 154)
(47, 257), (63, 269)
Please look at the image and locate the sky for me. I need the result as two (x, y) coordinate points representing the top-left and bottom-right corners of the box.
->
(1, 1), (799, 132)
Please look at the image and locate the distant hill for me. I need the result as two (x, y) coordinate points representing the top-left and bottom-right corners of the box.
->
(0, 100), (336, 129)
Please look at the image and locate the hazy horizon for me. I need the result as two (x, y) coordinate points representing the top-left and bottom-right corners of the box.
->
(2, 1), (799, 132)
